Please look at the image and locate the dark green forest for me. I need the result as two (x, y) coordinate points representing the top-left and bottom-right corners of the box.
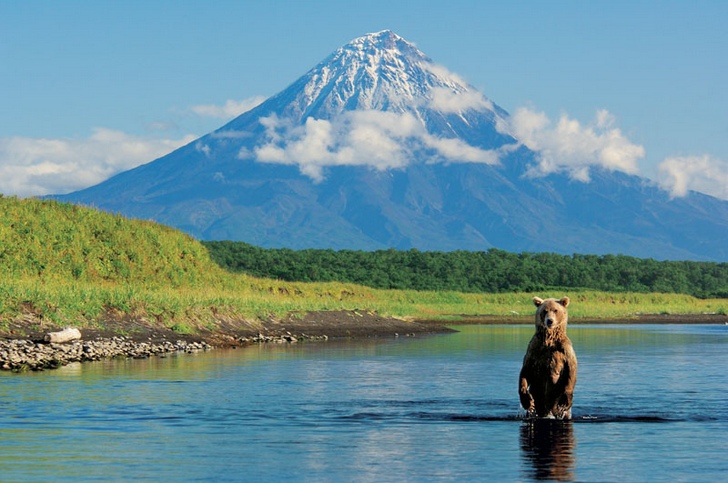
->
(202, 241), (728, 298)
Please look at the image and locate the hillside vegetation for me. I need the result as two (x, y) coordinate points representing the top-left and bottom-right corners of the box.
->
(0, 196), (725, 337)
(1, 196), (220, 286)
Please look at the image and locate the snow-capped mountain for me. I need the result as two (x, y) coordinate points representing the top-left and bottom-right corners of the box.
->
(266, 30), (506, 121)
(55, 31), (728, 261)
(215, 30), (514, 180)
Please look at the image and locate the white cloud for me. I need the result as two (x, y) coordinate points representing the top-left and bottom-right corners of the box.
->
(497, 107), (645, 181)
(0, 128), (195, 197)
(190, 96), (266, 119)
(657, 155), (728, 200)
(423, 136), (501, 164)
(251, 110), (500, 180)
(429, 87), (493, 113)
(423, 63), (470, 87)
(0, 94), (266, 197)
(195, 141), (211, 157)
(421, 61), (494, 114)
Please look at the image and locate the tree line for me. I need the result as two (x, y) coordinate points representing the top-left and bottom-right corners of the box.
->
(202, 241), (728, 298)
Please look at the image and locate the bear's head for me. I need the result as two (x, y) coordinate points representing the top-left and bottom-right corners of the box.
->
(533, 296), (570, 332)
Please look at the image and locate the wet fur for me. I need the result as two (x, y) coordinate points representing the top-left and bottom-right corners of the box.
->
(519, 297), (577, 419)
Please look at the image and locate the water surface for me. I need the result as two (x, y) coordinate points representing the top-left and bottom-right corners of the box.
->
(1, 324), (726, 481)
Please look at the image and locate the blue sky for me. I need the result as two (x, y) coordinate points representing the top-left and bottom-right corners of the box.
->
(2, 0), (727, 199)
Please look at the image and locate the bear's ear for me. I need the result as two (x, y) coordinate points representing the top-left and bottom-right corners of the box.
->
(559, 297), (570, 308)
(533, 297), (544, 307)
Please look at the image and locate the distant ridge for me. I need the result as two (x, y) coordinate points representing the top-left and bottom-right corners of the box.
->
(55, 31), (728, 261)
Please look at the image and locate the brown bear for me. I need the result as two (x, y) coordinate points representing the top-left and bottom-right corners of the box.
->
(519, 296), (578, 419)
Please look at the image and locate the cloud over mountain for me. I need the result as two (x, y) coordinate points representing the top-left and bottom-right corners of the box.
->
(251, 109), (501, 181)
(658, 154), (728, 200)
(428, 86), (494, 113)
(498, 108), (645, 182)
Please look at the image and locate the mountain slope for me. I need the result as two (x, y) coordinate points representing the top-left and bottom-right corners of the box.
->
(56, 31), (728, 261)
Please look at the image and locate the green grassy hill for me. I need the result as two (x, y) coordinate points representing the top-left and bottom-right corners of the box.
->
(0, 195), (221, 286)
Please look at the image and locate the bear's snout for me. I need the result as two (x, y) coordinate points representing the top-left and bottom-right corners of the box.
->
(544, 316), (555, 328)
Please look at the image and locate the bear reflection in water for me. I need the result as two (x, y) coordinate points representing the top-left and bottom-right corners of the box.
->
(520, 419), (575, 482)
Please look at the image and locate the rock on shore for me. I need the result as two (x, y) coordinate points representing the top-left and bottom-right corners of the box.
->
(0, 337), (211, 372)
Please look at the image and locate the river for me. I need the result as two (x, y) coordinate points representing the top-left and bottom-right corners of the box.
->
(1, 324), (726, 481)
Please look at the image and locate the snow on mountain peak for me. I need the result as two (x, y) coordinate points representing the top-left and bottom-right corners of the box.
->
(283, 30), (496, 119)
(348, 30), (413, 53)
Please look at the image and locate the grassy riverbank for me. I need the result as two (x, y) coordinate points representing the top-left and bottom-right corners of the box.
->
(4, 277), (726, 339)
(1, 196), (726, 341)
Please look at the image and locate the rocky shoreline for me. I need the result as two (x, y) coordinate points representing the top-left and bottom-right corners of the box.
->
(0, 310), (453, 372)
(0, 337), (211, 372)
(0, 332), (344, 372)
